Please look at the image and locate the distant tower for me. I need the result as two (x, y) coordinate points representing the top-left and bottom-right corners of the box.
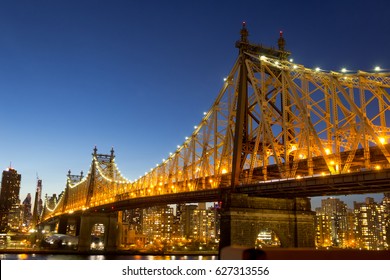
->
(32, 179), (43, 226)
(0, 167), (22, 232)
(277, 31), (288, 60)
(22, 193), (33, 228)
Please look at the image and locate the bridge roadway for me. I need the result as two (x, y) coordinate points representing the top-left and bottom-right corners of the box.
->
(44, 144), (390, 220)
(85, 167), (390, 213)
(89, 144), (390, 211)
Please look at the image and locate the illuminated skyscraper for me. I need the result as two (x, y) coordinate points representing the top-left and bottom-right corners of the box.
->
(193, 205), (218, 243)
(0, 168), (21, 232)
(315, 197), (351, 248)
(142, 205), (175, 242)
(354, 197), (386, 250)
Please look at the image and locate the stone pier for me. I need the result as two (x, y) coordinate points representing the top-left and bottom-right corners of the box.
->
(219, 193), (315, 249)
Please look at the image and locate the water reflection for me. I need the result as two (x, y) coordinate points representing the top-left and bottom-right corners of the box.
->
(0, 254), (217, 260)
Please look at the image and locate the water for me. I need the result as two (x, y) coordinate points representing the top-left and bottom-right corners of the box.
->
(0, 253), (218, 260)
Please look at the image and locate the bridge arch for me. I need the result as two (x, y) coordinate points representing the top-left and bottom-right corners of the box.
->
(254, 228), (282, 248)
(77, 212), (119, 252)
(90, 223), (105, 250)
(219, 193), (315, 249)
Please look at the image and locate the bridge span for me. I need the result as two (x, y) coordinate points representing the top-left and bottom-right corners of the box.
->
(39, 24), (390, 252)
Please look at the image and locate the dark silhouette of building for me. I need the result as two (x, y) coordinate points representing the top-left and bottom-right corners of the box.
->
(22, 193), (33, 228)
(0, 168), (21, 232)
(32, 179), (43, 226)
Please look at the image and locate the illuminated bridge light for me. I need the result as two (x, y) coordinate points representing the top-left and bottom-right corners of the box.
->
(290, 144), (297, 152)
(341, 68), (347, 73)
(374, 66), (381, 71)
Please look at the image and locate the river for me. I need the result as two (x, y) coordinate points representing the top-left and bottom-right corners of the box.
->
(0, 252), (218, 260)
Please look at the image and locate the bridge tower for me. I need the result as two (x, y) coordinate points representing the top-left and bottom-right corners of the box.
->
(221, 23), (315, 250)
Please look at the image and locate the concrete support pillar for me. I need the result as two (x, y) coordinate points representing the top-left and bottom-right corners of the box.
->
(219, 193), (315, 250)
(57, 216), (68, 234)
(78, 212), (119, 252)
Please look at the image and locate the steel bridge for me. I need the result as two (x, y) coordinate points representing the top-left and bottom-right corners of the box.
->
(41, 24), (390, 228)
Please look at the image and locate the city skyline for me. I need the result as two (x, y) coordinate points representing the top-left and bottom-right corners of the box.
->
(1, 0), (390, 209)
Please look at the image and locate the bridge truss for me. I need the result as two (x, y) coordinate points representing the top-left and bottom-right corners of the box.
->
(42, 24), (390, 221)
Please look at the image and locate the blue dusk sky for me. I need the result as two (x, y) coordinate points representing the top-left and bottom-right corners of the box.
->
(0, 0), (389, 209)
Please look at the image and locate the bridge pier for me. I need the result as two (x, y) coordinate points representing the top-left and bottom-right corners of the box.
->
(57, 215), (81, 236)
(78, 212), (119, 252)
(57, 216), (68, 234)
(219, 193), (315, 250)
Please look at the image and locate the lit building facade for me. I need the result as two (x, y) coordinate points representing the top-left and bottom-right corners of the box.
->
(142, 205), (175, 242)
(383, 193), (390, 246)
(0, 168), (22, 232)
(120, 209), (147, 247)
(192, 204), (218, 243)
(315, 197), (352, 248)
(354, 197), (387, 250)
(22, 193), (33, 229)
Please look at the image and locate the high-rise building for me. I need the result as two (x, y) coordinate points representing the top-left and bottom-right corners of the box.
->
(0, 168), (22, 232)
(381, 193), (390, 248)
(122, 208), (143, 233)
(193, 204), (218, 243)
(142, 205), (175, 242)
(354, 197), (386, 250)
(176, 203), (219, 244)
(178, 204), (198, 239)
(22, 193), (32, 229)
(32, 179), (43, 226)
(315, 197), (351, 248)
